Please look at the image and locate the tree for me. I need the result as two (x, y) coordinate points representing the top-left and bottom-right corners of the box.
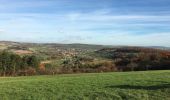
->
(21, 56), (29, 69)
(28, 55), (40, 68)
(0, 51), (11, 76)
(22, 55), (40, 68)
(10, 54), (22, 75)
(127, 62), (138, 71)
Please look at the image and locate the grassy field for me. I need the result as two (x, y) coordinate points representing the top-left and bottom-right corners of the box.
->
(0, 70), (169, 100)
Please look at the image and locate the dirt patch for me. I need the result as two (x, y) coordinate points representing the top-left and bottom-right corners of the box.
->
(14, 50), (33, 55)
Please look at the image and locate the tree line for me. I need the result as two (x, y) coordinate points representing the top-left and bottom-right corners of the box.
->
(97, 48), (170, 71)
(0, 51), (40, 76)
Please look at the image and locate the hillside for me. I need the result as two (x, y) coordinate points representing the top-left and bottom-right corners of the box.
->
(0, 70), (169, 100)
(95, 47), (170, 71)
(0, 41), (170, 76)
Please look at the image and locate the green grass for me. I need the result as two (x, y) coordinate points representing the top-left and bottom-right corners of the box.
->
(0, 70), (170, 100)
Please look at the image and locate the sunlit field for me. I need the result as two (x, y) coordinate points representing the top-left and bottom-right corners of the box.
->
(0, 70), (169, 100)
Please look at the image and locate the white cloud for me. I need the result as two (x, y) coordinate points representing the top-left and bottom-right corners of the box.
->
(66, 10), (170, 22)
(0, 9), (170, 46)
(0, 29), (5, 33)
(104, 32), (170, 46)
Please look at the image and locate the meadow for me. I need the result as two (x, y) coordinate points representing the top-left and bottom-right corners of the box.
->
(0, 70), (169, 100)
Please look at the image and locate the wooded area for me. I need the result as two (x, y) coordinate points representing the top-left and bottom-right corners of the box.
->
(0, 51), (40, 76)
(0, 46), (170, 76)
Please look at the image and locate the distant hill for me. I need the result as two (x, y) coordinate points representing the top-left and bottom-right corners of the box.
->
(0, 41), (109, 50)
(1, 41), (169, 50)
(147, 46), (170, 50)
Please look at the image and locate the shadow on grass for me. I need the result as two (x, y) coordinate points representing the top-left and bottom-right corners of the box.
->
(106, 81), (170, 90)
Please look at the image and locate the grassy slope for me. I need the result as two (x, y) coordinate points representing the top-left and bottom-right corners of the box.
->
(0, 70), (170, 100)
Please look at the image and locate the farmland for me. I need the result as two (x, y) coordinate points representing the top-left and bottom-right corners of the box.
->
(0, 70), (169, 100)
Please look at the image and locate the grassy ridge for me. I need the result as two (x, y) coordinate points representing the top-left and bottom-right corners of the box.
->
(0, 70), (170, 100)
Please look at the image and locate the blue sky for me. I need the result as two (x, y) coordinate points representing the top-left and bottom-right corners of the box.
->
(0, 0), (170, 46)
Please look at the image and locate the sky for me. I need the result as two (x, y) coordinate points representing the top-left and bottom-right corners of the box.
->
(0, 0), (170, 46)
